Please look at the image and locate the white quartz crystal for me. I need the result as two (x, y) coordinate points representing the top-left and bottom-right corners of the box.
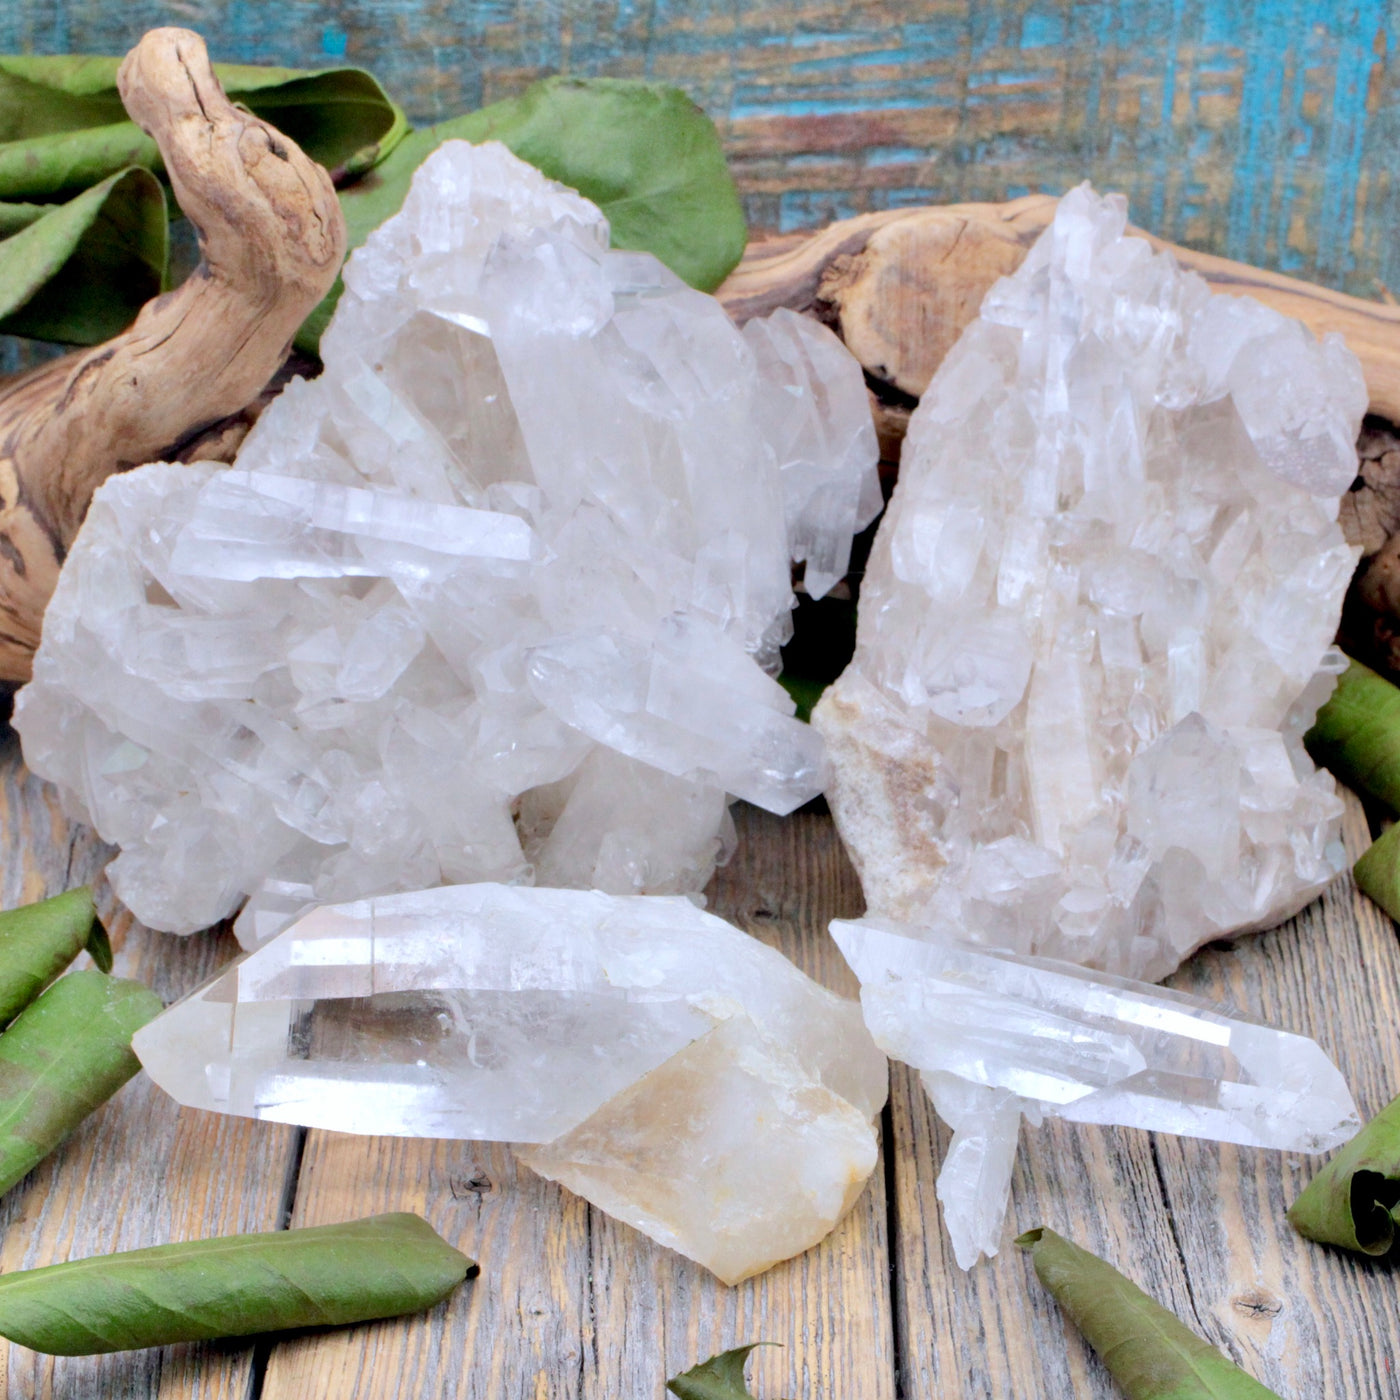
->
(134, 884), (888, 1283)
(815, 183), (1366, 1268)
(816, 184), (1361, 982)
(15, 141), (878, 937)
(833, 914), (1359, 1267)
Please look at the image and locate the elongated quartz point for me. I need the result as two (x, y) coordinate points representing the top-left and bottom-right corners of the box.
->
(135, 885), (888, 1283)
(830, 914), (1359, 1267)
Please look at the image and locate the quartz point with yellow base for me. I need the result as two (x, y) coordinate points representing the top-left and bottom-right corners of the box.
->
(134, 884), (888, 1284)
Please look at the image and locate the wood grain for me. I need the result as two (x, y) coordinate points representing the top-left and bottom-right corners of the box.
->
(0, 729), (301, 1400)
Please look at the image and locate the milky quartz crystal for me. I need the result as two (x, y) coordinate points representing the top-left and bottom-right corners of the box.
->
(814, 184), (1366, 1266)
(15, 141), (879, 938)
(133, 884), (889, 1283)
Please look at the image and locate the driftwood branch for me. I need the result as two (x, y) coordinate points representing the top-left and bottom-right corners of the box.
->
(717, 195), (1400, 451)
(0, 27), (345, 684)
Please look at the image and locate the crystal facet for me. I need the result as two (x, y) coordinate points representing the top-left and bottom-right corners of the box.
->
(134, 884), (888, 1283)
(15, 141), (879, 937)
(832, 914), (1359, 1267)
(816, 183), (1366, 1268)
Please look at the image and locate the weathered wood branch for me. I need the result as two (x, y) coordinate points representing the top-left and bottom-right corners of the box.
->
(717, 195), (1400, 444)
(0, 27), (345, 684)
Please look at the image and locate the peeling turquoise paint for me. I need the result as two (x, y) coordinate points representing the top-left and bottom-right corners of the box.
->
(1, 1), (1397, 300)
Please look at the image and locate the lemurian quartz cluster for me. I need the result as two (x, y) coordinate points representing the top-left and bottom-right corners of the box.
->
(15, 141), (880, 938)
(815, 183), (1366, 1267)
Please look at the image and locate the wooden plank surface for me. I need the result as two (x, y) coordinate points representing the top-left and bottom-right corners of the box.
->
(4, 1), (1399, 302)
(0, 732), (1395, 1397)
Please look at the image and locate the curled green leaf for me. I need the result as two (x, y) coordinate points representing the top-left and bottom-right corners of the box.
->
(298, 75), (746, 351)
(1289, 1090), (1400, 1255)
(0, 1211), (474, 1354)
(0, 55), (406, 199)
(0, 969), (162, 1199)
(667, 1343), (782, 1400)
(0, 165), (166, 343)
(0, 887), (106, 1025)
(1017, 1227), (1281, 1398)
(1304, 659), (1400, 813)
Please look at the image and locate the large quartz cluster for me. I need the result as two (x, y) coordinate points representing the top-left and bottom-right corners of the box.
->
(815, 184), (1366, 1267)
(134, 884), (889, 1284)
(816, 184), (1362, 982)
(15, 141), (879, 938)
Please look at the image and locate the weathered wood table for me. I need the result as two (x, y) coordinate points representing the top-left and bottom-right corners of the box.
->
(3, 3), (1400, 1397)
(0, 751), (1395, 1398)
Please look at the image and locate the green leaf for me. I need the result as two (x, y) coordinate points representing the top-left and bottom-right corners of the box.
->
(0, 887), (102, 1026)
(1017, 1228), (1282, 1398)
(0, 1211), (474, 1354)
(1304, 659), (1400, 813)
(1288, 1090), (1400, 1255)
(0, 56), (407, 199)
(0, 165), (166, 343)
(298, 76), (746, 352)
(1352, 819), (1400, 923)
(0, 969), (163, 1199)
(667, 1343), (782, 1400)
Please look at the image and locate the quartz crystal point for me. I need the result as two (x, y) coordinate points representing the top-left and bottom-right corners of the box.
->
(15, 141), (879, 938)
(832, 914), (1359, 1268)
(134, 884), (888, 1284)
(814, 183), (1362, 984)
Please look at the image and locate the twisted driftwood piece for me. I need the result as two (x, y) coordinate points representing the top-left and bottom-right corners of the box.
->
(0, 27), (345, 685)
(718, 195), (1400, 457)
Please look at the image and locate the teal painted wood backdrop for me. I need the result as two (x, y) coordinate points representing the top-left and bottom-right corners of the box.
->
(3, 1), (1396, 301)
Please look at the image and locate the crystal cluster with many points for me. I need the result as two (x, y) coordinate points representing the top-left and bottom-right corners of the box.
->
(15, 141), (879, 938)
(815, 183), (1365, 1266)
(816, 185), (1362, 984)
(832, 915), (1358, 1267)
(134, 884), (889, 1284)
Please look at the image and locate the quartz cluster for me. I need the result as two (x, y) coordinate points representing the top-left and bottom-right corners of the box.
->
(832, 915), (1358, 1267)
(133, 884), (889, 1284)
(15, 141), (880, 938)
(814, 183), (1366, 1266)
(816, 184), (1362, 982)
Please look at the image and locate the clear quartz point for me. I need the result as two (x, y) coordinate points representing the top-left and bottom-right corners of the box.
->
(15, 140), (879, 937)
(830, 914), (1360, 1267)
(135, 884), (888, 1283)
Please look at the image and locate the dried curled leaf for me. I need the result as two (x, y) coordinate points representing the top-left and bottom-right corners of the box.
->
(297, 75), (747, 350)
(1289, 1091), (1400, 1255)
(0, 166), (166, 343)
(1018, 1227), (1282, 1398)
(0, 887), (109, 1027)
(667, 1343), (783, 1400)
(0, 969), (162, 1199)
(0, 1212), (474, 1354)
